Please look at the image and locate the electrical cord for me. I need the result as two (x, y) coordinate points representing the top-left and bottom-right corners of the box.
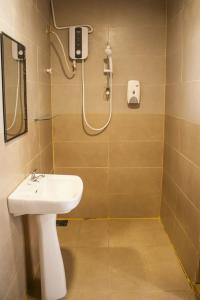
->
(50, 0), (93, 33)
(50, 30), (75, 79)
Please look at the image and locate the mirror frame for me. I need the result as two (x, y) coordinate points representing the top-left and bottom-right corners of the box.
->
(0, 32), (28, 143)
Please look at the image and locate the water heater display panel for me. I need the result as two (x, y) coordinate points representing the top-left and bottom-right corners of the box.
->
(69, 26), (88, 60)
(75, 27), (82, 59)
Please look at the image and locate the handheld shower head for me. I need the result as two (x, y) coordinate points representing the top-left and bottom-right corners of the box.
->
(105, 44), (112, 56)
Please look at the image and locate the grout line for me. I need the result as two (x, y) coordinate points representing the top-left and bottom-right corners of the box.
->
(55, 166), (163, 169)
(53, 139), (164, 143)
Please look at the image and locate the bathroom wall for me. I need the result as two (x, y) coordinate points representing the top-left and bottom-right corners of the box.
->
(161, 0), (200, 283)
(0, 0), (52, 298)
(51, 0), (166, 218)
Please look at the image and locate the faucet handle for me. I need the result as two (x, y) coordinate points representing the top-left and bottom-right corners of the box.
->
(30, 169), (38, 181)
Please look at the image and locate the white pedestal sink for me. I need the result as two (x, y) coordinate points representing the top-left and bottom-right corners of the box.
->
(8, 174), (83, 300)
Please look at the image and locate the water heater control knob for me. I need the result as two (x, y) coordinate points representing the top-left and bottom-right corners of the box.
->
(76, 49), (81, 55)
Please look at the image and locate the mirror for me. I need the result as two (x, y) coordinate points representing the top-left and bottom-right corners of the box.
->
(0, 33), (28, 142)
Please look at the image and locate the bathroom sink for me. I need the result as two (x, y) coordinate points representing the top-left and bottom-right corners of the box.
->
(8, 173), (83, 300)
(8, 174), (83, 216)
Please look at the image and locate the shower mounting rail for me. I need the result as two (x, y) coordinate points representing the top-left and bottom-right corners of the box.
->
(34, 115), (57, 122)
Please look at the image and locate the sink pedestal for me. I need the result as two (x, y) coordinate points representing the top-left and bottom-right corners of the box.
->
(36, 214), (67, 300)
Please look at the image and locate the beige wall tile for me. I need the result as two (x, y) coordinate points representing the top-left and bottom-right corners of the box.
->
(175, 189), (200, 249)
(164, 144), (200, 210)
(54, 167), (108, 193)
(54, 141), (108, 167)
(38, 83), (52, 117)
(113, 55), (166, 86)
(52, 0), (109, 26)
(112, 85), (165, 115)
(53, 114), (109, 142)
(109, 114), (164, 141)
(167, 11), (183, 55)
(108, 0), (166, 27)
(40, 144), (53, 173)
(39, 119), (52, 149)
(162, 172), (178, 212)
(108, 194), (161, 217)
(67, 192), (109, 218)
(166, 51), (182, 84)
(51, 84), (82, 114)
(182, 39), (200, 81)
(165, 115), (181, 151)
(165, 82), (200, 124)
(167, 0), (184, 20)
(108, 167), (162, 195)
(162, 200), (200, 282)
(36, 0), (50, 21)
(109, 141), (163, 167)
(180, 119), (200, 167)
(55, 167), (109, 218)
(110, 26), (166, 56)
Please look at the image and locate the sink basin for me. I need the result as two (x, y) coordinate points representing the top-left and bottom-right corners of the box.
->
(8, 174), (83, 216)
(8, 173), (83, 300)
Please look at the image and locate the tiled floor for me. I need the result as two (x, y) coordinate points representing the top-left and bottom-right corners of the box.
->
(28, 219), (196, 300)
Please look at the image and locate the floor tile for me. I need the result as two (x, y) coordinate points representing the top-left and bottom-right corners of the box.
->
(109, 247), (149, 292)
(146, 261), (191, 292)
(28, 219), (196, 300)
(62, 247), (110, 293)
(62, 290), (110, 300)
(77, 220), (109, 247)
(142, 244), (179, 266)
(109, 219), (169, 248)
(57, 220), (81, 248)
(110, 290), (196, 300)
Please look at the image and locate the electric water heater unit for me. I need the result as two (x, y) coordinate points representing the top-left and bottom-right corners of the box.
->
(69, 26), (88, 60)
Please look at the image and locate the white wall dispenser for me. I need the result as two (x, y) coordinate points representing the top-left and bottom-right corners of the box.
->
(127, 80), (140, 105)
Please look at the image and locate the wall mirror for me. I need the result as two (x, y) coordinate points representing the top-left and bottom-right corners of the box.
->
(0, 32), (28, 142)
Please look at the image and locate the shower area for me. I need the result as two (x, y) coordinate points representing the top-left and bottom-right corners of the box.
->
(48, 0), (200, 296)
(51, 0), (164, 218)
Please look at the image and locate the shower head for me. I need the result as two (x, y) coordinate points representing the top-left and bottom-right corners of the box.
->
(105, 44), (112, 57)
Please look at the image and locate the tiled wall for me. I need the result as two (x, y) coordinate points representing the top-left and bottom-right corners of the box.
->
(51, 0), (166, 218)
(0, 0), (52, 298)
(161, 0), (200, 283)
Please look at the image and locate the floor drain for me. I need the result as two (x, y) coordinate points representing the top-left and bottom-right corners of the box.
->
(56, 220), (69, 227)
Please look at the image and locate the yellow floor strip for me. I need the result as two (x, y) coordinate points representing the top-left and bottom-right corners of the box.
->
(57, 216), (160, 221)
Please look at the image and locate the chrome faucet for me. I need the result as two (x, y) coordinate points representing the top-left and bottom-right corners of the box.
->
(31, 169), (45, 182)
